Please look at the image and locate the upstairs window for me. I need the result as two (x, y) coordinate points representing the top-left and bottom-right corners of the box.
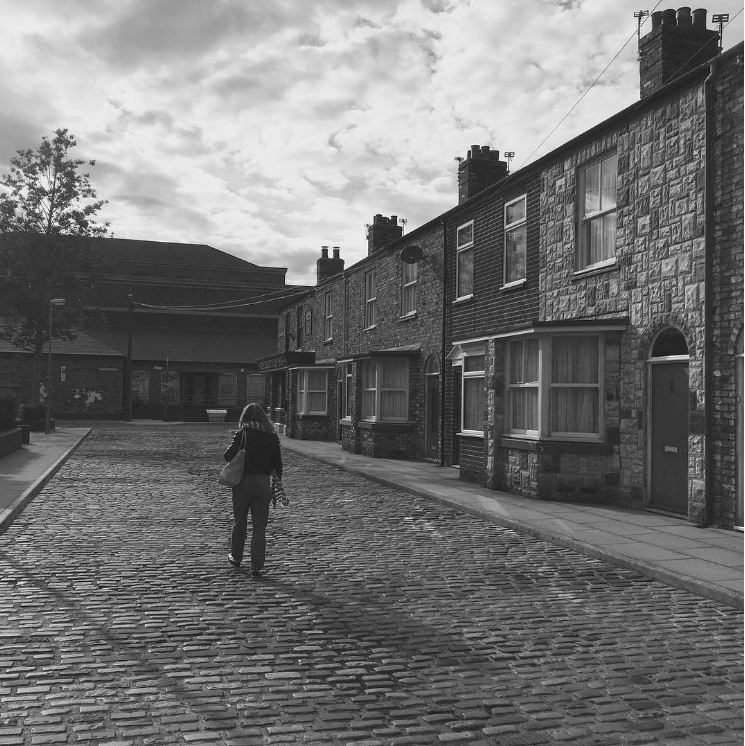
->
(323, 292), (333, 341)
(578, 152), (617, 271)
(401, 261), (417, 316)
(364, 270), (376, 328)
(456, 220), (474, 299)
(504, 195), (527, 285)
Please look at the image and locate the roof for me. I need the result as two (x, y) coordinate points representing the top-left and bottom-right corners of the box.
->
(0, 329), (123, 357)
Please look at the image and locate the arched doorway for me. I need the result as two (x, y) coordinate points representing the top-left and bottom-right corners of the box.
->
(424, 355), (441, 461)
(648, 327), (689, 514)
(736, 331), (743, 528)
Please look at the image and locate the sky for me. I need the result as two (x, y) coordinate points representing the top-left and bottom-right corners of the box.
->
(0, 0), (742, 286)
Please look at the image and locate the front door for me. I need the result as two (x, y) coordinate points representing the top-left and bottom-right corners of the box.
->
(737, 343), (743, 527)
(650, 363), (689, 514)
(452, 369), (461, 466)
(425, 373), (440, 460)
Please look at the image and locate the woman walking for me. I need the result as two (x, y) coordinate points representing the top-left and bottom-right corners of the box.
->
(223, 403), (282, 576)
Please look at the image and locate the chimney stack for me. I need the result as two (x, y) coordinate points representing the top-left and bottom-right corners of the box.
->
(366, 214), (403, 255)
(638, 7), (721, 98)
(316, 245), (344, 284)
(457, 145), (508, 204)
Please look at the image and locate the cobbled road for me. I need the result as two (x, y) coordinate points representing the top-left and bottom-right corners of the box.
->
(0, 425), (742, 746)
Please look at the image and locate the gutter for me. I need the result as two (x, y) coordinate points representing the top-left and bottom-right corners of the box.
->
(440, 218), (447, 467)
(702, 56), (719, 526)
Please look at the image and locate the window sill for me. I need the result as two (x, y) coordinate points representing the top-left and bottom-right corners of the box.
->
(398, 312), (417, 322)
(501, 278), (526, 291)
(500, 436), (611, 455)
(457, 430), (484, 438)
(297, 412), (328, 419)
(573, 258), (617, 279)
(358, 419), (412, 429)
(453, 294), (474, 305)
(323, 338), (333, 345)
(363, 325), (377, 332)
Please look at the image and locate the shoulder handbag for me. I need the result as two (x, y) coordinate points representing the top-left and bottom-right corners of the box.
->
(218, 430), (246, 487)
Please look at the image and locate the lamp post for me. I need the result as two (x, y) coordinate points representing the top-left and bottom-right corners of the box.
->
(45, 297), (66, 434)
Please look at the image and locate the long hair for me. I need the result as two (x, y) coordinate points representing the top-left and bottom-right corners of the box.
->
(238, 402), (275, 434)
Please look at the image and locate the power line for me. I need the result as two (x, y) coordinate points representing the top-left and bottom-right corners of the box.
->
(520, 1), (665, 168)
(132, 286), (312, 312)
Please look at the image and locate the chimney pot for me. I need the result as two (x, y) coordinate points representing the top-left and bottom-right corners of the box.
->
(332, 248), (340, 259)
(321, 246), (329, 258)
(651, 10), (663, 30)
(391, 215), (397, 224)
(662, 8), (677, 26)
(471, 145), (481, 158)
(677, 7), (692, 26)
(481, 145), (490, 156)
(692, 7), (706, 28)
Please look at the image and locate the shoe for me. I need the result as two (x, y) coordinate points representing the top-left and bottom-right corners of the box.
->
(251, 567), (263, 578)
(227, 554), (241, 567)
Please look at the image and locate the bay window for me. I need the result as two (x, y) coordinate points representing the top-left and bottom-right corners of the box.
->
(578, 152), (617, 270)
(462, 353), (485, 434)
(296, 368), (328, 415)
(507, 335), (602, 439)
(504, 195), (527, 285)
(456, 220), (474, 299)
(361, 358), (409, 421)
(508, 339), (538, 434)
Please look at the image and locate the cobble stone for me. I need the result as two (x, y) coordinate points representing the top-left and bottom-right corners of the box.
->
(0, 424), (742, 745)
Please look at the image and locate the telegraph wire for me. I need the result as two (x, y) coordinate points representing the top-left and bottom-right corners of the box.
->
(132, 286), (312, 312)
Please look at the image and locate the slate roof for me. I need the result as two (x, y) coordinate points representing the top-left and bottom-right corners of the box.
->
(0, 329), (123, 357)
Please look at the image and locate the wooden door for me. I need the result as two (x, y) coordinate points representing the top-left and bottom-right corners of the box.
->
(650, 363), (689, 514)
(425, 374), (440, 460)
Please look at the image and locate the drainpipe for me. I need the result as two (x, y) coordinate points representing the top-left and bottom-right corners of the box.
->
(439, 218), (447, 467)
(702, 56), (719, 526)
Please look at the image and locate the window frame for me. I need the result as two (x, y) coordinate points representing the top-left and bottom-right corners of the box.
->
(577, 151), (618, 272)
(506, 334), (604, 440)
(460, 350), (486, 436)
(503, 194), (527, 287)
(364, 270), (377, 329)
(455, 220), (475, 301)
(401, 260), (418, 317)
(360, 357), (409, 423)
(507, 339), (539, 436)
(296, 367), (328, 415)
(323, 292), (333, 341)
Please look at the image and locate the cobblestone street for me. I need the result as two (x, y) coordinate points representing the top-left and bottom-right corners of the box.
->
(0, 424), (742, 745)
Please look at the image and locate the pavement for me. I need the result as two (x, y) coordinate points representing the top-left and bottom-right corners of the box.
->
(0, 422), (742, 609)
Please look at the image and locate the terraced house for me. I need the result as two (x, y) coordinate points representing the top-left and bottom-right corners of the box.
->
(262, 8), (743, 529)
(443, 8), (743, 528)
(259, 214), (445, 461)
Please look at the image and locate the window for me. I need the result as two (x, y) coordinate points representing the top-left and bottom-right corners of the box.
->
(578, 152), (617, 270)
(401, 261), (417, 316)
(323, 292), (333, 341)
(245, 373), (264, 402)
(456, 220), (474, 299)
(297, 369), (328, 414)
(218, 373), (237, 406)
(462, 353), (485, 433)
(161, 371), (180, 404)
(131, 370), (149, 404)
(296, 306), (303, 348)
(361, 358), (409, 421)
(364, 271), (376, 328)
(341, 363), (353, 418)
(508, 339), (538, 434)
(284, 311), (292, 351)
(550, 337), (599, 436)
(507, 335), (602, 439)
(504, 195), (527, 285)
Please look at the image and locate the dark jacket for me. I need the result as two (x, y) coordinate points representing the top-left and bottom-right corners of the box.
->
(223, 426), (282, 479)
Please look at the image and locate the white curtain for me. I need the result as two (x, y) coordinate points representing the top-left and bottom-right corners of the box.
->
(362, 363), (376, 418)
(551, 337), (599, 433)
(307, 370), (327, 413)
(381, 359), (407, 419)
(463, 377), (484, 431)
(457, 247), (473, 297)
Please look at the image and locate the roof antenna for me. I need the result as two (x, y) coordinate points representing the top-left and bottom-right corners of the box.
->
(712, 13), (729, 47)
(634, 9), (649, 43)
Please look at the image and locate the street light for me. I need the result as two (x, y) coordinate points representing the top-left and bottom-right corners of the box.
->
(45, 297), (65, 434)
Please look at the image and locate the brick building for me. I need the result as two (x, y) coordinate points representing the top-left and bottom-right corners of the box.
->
(0, 237), (308, 420)
(260, 215), (445, 460)
(442, 10), (743, 528)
